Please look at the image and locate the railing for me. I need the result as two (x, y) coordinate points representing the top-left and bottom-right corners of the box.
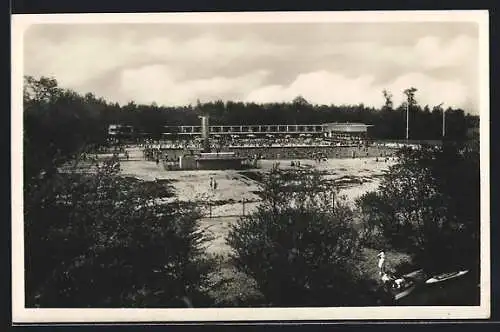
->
(200, 198), (259, 219)
(374, 139), (444, 146)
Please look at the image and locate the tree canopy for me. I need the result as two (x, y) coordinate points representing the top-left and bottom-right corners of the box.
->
(24, 75), (478, 153)
(357, 143), (480, 274)
(227, 168), (379, 306)
(23, 75), (215, 308)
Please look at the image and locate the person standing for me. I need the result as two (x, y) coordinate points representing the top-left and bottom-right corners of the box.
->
(377, 251), (386, 277)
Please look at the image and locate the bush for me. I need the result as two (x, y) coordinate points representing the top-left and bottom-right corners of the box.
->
(226, 168), (377, 306)
(356, 143), (480, 274)
(356, 192), (392, 250)
(25, 159), (214, 307)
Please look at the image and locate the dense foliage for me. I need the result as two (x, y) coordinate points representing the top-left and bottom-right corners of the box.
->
(24, 76), (478, 156)
(23, 76), (108, 189)
(23, 76), (215, 307)
(99, 95), (478, 142)
(226, 168), (379, 306)
(357, 143), (480, 274)
(25, 160), (214, 307)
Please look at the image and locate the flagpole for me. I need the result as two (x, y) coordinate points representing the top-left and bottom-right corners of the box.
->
(406, 102), (409, 140)
(438, 103), (445, 138)
(442, 108), (446, 138)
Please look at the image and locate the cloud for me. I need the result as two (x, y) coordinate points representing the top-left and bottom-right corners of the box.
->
(24, 32), (289, 89)
(23, 25), (478, 113)
(387, 72), (468, 108)
(243, 34), (477, 110)
(25, 34), (141, 88)
(246, 71), (377, 106)
(119, 65), (269, 105)
(179, 33), (291, 63)
(414, 35), (477, 69)
(316, 34), (477, 72)
(245, 70), (469, 109)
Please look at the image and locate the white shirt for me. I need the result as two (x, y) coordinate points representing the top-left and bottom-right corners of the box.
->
(377, 252), (386, 270)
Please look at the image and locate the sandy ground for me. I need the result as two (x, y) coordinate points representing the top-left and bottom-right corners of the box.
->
(119, 147), (395, 255)
(264, 158), (394, 205)
(198, 216), (240, 255)
(121, 150), (394, 206)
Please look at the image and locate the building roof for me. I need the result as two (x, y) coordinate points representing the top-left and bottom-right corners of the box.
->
(196, 152), (245, 161)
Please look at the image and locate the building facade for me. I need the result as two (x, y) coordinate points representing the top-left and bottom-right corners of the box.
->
(108, 124), (135, 138)
(107, 122), (373, 142)
(161, 122), (372, 139)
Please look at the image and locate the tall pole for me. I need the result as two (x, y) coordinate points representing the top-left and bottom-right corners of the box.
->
(406, 102), (409, 140)
(442, 108), (446, 138)
(404, 87), (417, 141)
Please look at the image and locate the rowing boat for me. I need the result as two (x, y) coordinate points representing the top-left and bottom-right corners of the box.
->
(425, 270), (469, 284)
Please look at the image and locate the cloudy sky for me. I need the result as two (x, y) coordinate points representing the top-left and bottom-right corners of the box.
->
(24, 22), (479, 114)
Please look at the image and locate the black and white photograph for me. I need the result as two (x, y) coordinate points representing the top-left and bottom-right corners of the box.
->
(11, 11), (490, 322)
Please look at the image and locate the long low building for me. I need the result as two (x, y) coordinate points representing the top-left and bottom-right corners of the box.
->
(106, 122), (374, 143)
(161, 122), (373, 138)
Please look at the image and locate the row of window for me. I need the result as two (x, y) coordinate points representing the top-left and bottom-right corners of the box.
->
(169, 125), (326, 134)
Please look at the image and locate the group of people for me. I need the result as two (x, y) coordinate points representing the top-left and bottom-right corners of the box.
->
(112, 151), (129, 160)
(375, 156), (393, 163)
(312, 152), (328, 163)
(139, 136), (368, 151)
(143, 147), (163, 163)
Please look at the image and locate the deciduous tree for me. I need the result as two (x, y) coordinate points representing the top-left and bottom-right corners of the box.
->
(227, 168), (377, 306)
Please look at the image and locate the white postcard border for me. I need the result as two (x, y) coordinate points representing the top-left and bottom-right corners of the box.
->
(11, 10), (491, 323)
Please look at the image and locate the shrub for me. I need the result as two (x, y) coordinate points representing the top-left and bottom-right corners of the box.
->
(226, 168), (377, 306)
(356, 143), (480, 274)
(25, 159), (214, 307)
(356, 192), (392, 250)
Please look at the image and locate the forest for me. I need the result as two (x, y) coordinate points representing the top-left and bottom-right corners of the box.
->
(24, 76), (479, 144)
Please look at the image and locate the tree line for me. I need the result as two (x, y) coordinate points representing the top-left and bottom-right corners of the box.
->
(25, 76), (478, 146)
(101, 94), (479, 142)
